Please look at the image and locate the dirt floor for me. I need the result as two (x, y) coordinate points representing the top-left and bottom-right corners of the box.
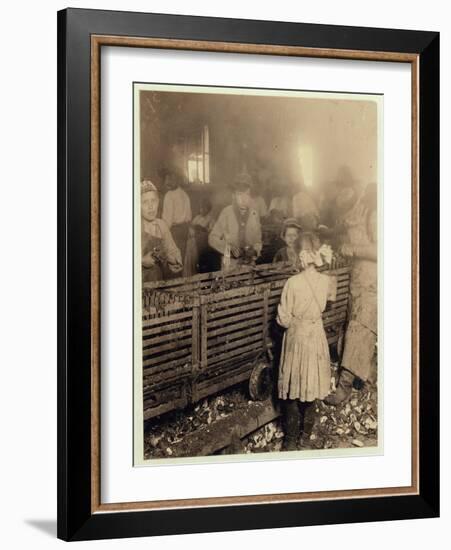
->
(241, 382), (378, 455)
(144, 363), (378, 459)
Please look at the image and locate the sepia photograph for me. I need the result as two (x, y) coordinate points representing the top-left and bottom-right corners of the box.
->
(54, 7), (440, 540)
(134, 83), (381, 463)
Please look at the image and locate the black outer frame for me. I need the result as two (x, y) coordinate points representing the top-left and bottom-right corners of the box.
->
(57, 8), (439, 542)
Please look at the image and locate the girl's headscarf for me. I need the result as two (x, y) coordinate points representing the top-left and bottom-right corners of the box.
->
(298, 231), (333, 269)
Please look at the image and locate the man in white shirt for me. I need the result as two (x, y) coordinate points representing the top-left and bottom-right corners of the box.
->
(209, 173), (262, 269)
(161, 169), (192, 264)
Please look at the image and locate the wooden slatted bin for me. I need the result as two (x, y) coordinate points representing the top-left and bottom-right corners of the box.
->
(194, 284), (271, 401)
(142, 299), (198, 420)
(141, 261), (351, 421)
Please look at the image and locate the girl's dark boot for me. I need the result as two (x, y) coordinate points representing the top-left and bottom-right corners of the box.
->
(282, 399), (301, 451)
(299, 401), (314, 439)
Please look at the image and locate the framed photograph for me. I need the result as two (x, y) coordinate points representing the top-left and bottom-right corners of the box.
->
(57, 8), (439, 541)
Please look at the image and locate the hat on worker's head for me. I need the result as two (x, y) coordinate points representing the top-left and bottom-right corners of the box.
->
(280, 218), (302, 238)
(283, 218), (302, 231)
(232, 172), (253, 193)
(141, 179), (159, 195)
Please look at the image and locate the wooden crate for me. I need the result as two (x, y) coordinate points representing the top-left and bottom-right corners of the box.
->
(195, 283), (271, 402)
(142, 300), (196, 419)
(142, 261), (351, 420)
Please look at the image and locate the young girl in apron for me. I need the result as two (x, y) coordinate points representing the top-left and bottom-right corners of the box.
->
(277, 233), (335, 450)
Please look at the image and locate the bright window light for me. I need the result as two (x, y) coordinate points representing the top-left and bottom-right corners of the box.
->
(299, 145), (313, 188)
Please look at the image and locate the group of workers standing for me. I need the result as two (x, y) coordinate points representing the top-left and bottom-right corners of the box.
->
(141, 168), (378, 451)
(141, 169), (324, 282)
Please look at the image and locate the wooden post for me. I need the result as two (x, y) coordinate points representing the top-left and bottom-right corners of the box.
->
(262, 285), (269, 353)
(190, 296), (201, 403)
(200, 295), (208, 371)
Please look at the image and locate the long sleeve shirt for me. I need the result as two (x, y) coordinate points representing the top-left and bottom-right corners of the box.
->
(142, 218), (182, 269)
(162, 187), (192, 228)
(208, 204), (262, 255)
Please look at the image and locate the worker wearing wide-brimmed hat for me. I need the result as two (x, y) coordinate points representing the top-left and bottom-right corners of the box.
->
(141, 179), (182, 282)
(208, 172), (262, 269)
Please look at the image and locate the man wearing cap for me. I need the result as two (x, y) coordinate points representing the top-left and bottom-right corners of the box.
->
(208, 173), (262, 269)
(141, 180), (183, 282)
(161, 169), (192, 264)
